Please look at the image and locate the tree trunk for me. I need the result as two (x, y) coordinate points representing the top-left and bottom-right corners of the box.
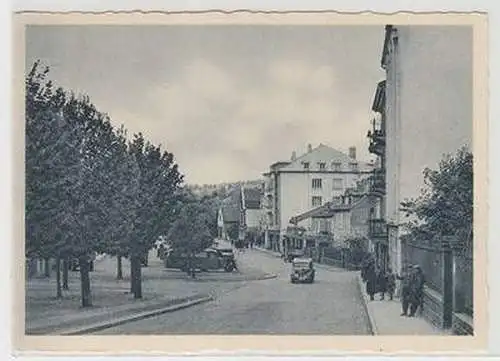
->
(44, 258), (50, 278)
(78, 256), (92, 307)
(129, 257), (135, 294)
(62, 258), (69, 290)
(117, 256), (123, 280)
(189, 254), (196, 279)
(56, 257), (62, 299)
(130, 255), (142, 299)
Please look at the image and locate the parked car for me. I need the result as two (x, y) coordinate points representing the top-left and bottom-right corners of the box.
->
(214, 247), (237, 272)
(290, 258), (315, 284)
(165, 248), (236, 272)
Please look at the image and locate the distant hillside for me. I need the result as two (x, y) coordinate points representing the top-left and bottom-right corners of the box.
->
(186, 179), (264, 198)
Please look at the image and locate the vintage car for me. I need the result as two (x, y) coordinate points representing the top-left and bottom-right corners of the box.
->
(165, 248), (236, 272)
(285, 249), (305, 263)
(290, 258), (315, 284)
(216, 247), (237, 272)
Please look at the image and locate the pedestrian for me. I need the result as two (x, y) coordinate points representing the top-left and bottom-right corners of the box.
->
(157, 243), (165, 259)
(377, 266), (387, 300)
(397, 265), (412, 316)
(385, 267), (396, 301)
(360, 254), (373, 282)
(365, 261), (377, 301)
(409, 265), (425, 317)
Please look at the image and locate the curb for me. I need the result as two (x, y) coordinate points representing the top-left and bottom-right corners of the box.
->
(169, 272), (278, 283)
(59, 295), (213, 335)
(253, 248), (282, 258)
(356, 273), (378, 335)
(258, 273), (278, 281)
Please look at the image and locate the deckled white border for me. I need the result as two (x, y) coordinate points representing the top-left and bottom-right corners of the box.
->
(3, 1), (499, 361)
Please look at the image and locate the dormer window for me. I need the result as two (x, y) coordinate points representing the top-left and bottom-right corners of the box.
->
(318, 162), (326, 171)
(349, 162), (359, 171)
(332, 162), (342, 171)
(303, 162), (310, 170)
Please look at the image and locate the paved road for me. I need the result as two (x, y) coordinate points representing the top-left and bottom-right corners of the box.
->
(95, 248), (371, 335)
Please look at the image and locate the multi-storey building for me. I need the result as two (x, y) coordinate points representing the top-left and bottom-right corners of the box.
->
(367, 79), (389, 272)
(262, 144), (374, 252)
(289, 176), (378, 251)
(239, 186), (263, 244)
(380, 25), (472, 277)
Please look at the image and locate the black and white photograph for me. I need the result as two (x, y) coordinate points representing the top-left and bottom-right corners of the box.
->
(12, 11), (488, 354)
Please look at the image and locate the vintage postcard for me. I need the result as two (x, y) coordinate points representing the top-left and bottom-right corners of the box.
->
(12, 10), (488, 355)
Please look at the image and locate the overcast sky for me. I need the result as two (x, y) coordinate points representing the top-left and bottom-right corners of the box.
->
(26, 25), (388, 184)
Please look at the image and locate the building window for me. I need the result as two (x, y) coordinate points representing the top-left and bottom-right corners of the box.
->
(303, 162), (310, 169)
(312, 178), (322, 189)
(312, 196), (322, 207)
(333, 178), (343, 190)
(332, 162), (341, 171)
(318, 162), (326, 171)
(349, 162), (359, 171)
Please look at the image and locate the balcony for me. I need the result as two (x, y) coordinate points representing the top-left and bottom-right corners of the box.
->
(369, 168), (385, 197)
(367, 129), (386, 156)
(369, 219), (388, 240)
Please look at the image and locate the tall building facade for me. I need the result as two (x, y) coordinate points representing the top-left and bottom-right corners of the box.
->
(367, 80), (389, 271)
(381, 25), (472, 275)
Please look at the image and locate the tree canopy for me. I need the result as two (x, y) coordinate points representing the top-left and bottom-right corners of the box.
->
(25, 60), (184, 304)
(400, 146), (473, 251)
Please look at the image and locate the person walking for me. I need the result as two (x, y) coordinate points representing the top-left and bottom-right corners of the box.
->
(365, 261), (377, 301)
(377, 266), (387, 300)
(361, 254), (374, 283)
(409, 265), (425, 317)
(385, 267), (396, 301)
(397, 265), (412, 316)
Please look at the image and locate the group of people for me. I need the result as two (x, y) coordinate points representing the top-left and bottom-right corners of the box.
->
(361, 255), (426, 318)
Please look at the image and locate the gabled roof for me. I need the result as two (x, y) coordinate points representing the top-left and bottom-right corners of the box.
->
(243, 187), (262, 209)
(278, 144), (372, 172)
(221, 205), (240, 223)
(222, 185), (241, 206)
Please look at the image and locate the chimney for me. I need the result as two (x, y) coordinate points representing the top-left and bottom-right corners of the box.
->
(349, 146), (356, 160)
(291, 151), (297, 161)
(307, 144), (313, 153)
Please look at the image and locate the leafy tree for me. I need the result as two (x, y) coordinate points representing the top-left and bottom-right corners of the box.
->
(401, 146), (473, 251)
(168, 203), (214, 277)
(94, 125), (140, 280)
(25, 61), (77, 298)
(127, 133), (183, 298)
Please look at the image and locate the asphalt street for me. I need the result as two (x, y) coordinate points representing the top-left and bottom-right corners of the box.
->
(95, 248), (371, 335)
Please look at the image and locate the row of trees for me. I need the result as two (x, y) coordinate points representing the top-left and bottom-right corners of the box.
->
(26, 61), (187, 306)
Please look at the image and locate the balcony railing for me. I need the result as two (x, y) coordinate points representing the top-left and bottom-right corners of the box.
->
(368, 130), (385, 156)
(369, 168), (385, 196)
(367, 117), (385, 156)
(369, 218), (388, 239)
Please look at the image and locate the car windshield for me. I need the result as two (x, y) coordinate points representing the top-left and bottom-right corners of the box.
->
(293, 262), (310, 269)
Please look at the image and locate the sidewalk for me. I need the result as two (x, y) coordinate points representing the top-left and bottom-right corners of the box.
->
(255, 246), (446, 335)
(356, 274), (448, 335)
(25, 254), (211, 334)
(253, 246), (282, 258)
(25, 248), (275, 334)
